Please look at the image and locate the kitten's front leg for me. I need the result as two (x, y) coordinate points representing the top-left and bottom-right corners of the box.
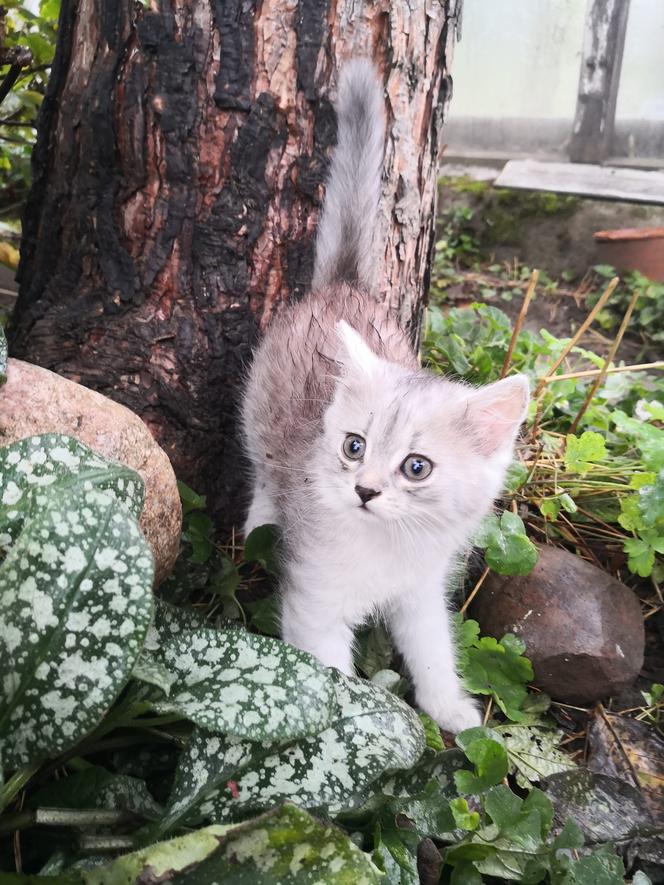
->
(388, 582), (481, 734)
(281, 572), (355, 676)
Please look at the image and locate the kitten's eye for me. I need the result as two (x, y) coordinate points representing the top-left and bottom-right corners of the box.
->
(401, 454), (433, 481)
(343, 434), (366, 460)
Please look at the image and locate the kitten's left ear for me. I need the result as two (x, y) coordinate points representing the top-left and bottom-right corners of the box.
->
(335, 321), (380, 377)
(464, 375), (530, 455)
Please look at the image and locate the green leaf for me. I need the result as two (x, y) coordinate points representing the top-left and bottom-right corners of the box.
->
(504, 460), (528, 494)
(88, 804), (382, 884)
(0, 434), (144, 549)
(476, 511), (538, 576)
(177, 480), (207, 515)
(638, 471), (664, 528)
(146, 626), (336, 743)
(454, 733), (509, 794)
(244, 524), (280, 576)
(565, 431), (607, 473)
(0, 484), (154, 771)
(450, 796), (480, 830)
(497, 724), (576, 787)
(623, 537), (655, 577)
(172, 672), (425, 826)
(460, 631), (533, 722)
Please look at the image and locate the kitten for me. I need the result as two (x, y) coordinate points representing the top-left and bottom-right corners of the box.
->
(241, 59), (529, 733)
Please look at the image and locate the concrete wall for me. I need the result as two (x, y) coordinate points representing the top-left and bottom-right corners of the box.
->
(446, 0), (664, 161)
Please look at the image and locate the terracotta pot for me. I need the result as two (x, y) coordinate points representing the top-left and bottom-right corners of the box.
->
(593, 227), (664, 281)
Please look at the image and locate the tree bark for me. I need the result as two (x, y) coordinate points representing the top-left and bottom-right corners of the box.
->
(11, 0), (460, 525)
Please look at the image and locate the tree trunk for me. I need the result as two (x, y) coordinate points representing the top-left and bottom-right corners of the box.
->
(11, 0), (460, 525)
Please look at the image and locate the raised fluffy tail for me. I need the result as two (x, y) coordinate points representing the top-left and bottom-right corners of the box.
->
(312, 59), (385, 291)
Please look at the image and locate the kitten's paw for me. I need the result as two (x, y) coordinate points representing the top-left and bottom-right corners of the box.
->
(419, 694), (482, 735)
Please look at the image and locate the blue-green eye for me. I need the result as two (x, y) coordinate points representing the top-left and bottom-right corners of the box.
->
(401, 454), (433, 481)
(343, 434), (366, 460)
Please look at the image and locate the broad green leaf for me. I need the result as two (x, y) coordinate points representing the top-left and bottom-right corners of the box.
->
(189, 673), (425, 823)
(146, 626), (336, 742)
(612, 411), (664, 471)
(87, 804), (381, 884)
(177, 480), (207, 515)
(0, 485), (154, 771)
(565, 431), (607, 473)
(0, 434), (144, 549)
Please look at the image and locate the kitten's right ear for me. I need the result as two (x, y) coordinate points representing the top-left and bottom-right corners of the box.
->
(335, 321), (380, 377)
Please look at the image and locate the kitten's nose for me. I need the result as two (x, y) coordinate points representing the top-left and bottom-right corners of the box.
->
(355, 485), (381, 505)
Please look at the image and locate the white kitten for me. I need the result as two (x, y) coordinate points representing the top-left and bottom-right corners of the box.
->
(241, 59), (529, 733)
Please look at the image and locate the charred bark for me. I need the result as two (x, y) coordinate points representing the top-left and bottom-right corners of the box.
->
(11, 0), (460, 525)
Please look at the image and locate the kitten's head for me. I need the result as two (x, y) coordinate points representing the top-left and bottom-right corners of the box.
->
(315, 322), (529, 542)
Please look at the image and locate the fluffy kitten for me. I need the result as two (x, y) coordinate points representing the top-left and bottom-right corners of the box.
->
(242, 59), (529, 733)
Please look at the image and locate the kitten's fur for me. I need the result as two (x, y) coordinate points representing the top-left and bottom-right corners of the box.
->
(242, 59), (529, 733)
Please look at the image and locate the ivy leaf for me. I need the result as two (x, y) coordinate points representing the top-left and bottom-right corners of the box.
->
(459, 627), (533, 722)
(90, 803), (382, 884)
(454, 730), (509, 794)
(638, 471), (664, 528)
(475, 512), (538, 576)
(504, 460), (528, 494)
(565, 431), (607, 473)
(0, 485), (154, 771)
(623, 537), (656, 577)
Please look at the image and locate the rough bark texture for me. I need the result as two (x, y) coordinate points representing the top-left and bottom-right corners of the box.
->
(11, 0), (460, 525)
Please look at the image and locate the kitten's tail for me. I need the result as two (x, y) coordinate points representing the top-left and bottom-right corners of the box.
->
(312, 59), (385, 291)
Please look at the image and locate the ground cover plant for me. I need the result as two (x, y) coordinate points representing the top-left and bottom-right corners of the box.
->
(1, 250), (663, 884)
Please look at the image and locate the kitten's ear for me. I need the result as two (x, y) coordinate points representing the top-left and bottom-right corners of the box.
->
(335, 321), (380, 376)
(464, 375), (530, 455)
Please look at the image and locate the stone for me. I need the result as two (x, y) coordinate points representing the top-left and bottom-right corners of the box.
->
(470, 544), (645, 704)
(0, 358), (181, 585)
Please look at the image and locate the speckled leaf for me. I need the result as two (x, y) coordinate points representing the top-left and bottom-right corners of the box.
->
(205, 672), (426, 822)
(138, 729), (260, 843)
(0, 434), (144, 549)
(497, 724), (576, 787)
(0, 486), (154, 770)
(86, 804), (381, 885)
(144, 626), (337, 744)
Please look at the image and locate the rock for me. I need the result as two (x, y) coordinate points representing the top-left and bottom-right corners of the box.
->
(470, 544), (644, 704)
(0, 358), (181, 585)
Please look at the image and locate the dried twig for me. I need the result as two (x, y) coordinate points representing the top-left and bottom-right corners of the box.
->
(534, 277), (618, 396)
(500, 269), (538, 379)
(569, 289), (640, 434)
(538, 360), (664, 384)
(460, 567), (490, 616)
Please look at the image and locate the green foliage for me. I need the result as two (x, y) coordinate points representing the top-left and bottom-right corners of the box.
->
(0, 0), (60, 210)
(474, 511), (539, 576)
(423, 300), (664, 578)
(591, 265), (664, 354)
(457, 618), (536, 722)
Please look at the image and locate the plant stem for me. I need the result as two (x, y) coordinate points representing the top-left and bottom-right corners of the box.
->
(500, 269), (538, 378)
(0, 761), (42, 813)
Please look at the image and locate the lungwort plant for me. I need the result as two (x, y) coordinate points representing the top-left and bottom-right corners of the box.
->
(0, 426), (640, 883)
